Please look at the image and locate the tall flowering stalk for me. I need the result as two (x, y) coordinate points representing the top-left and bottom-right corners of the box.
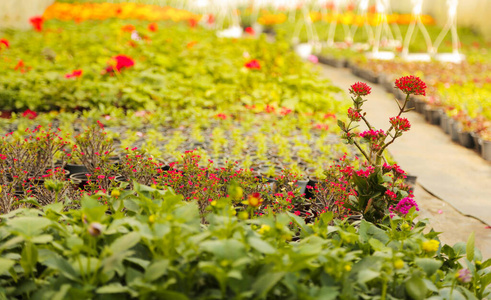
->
(337, 77), (426, 222)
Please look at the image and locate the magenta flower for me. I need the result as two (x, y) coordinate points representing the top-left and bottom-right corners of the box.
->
(390, 116), (411, 131)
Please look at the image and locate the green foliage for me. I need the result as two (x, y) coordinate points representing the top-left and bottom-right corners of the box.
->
(0, 184), (488, 299)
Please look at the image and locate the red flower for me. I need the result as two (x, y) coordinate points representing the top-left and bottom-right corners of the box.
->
(215, 113), (227, 120)
(121, 24), (135, 32)
(188, 18), (198, 28)
(207, 14), (215, 25)
(244, 27), (255, 35)
(29, 16), (44, 32)
(105, 55), (134, 73)
(247, 192), (263, 207)
(148, 23), (158, 32)
(65, 69), (83, 79)
(389, 116), (411, 131)
(347, 107), (361, 121)
(245, 59), (261, 70)
(0, 39), (9, 49)
(22, 109), (37, 120)
(349, 82), (371, 96)
(14, 59), (26, 73)
(395, 75), (427, 96)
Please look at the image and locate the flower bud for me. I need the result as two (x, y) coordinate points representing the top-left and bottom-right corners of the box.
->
(111, 189), (121, 198)
(247, 192), (263, 208)
(88, 222), (103, 237)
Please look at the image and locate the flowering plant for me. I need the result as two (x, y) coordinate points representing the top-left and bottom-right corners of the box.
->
(337, 77), (426, 221)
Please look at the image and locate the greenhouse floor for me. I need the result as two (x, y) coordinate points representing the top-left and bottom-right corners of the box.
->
(320, 64), (491, 258)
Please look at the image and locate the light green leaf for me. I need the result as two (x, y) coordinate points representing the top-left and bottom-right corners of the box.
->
(405, 276), (427, 300)
(8, 217), (51, 237)
(357, 269), (380, 284)
(415, 258), (443, 277)
(110, 231), (140, 253)
(248, 237), (275, 254)
(0, 258), (15, 274)
(144, 260), (169, 282)
(252, 272), (285, 298)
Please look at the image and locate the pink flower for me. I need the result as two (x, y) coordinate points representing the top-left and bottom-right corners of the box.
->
(244, 59), (261, 70)
(395, 75), (427, 96)
(359, 129), (385, 141)
(391, 197), (419, 215)
(29, 16), (44, 32)
(349, 82), (371, 96)
(244, 27), (255, 35)
(65, 69), (83, 79)
(308, 55), (318, 64)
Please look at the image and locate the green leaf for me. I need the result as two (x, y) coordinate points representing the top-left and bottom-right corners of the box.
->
(43, 254), (79, 281)
(8, 217), (52, 238)
(0, 258), (15, 274)
(414, 258), (443, 277)
(97, 283), (133, 294)
(20, 242), (38, 277)
(368, 238), (386, 251)
(109, 232), (140, 253)
(357, 269), (380, 284)
(144, 260), (169, 282)
(405, 276), (427, 300)
(252, 272), (285, 298)
(31, 234), (53, 244)
(248, 237), (275, 254)
(466, 232), (475, 261)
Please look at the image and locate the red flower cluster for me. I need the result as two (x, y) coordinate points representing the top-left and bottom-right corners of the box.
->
(347, 107), (361, 121)
(148, 23), (158, 32)
(395, 75), (427, 96)
(29, 16), (44, 32)
(215, 113), (227, 120)
(105, 55), (134, 73)
(22, 109), (37, 119)
(349, 82), (371, 96)
(188, 18), (198, 28)
(244, 59), (261, 70)
(359, 129), (386, 141)
(244, 27), (255, 35)
(121, 24), (135, 32)
(65, 69), (83, 79)
(0, 39), (9, 49)
(389, 116), (411, 131)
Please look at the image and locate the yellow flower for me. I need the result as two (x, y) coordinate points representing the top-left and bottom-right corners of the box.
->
(247, 192), (263, 208)
(401, 223), (411, 231)
(344, 265), (352, 272)
(422, 240), (440, 252)
(0, 186), (2, 194)
(394, 259), (405, 269)
(111, 189), (120, 198)
(258, 224), (271, 234)
(210, 200), (217, 206)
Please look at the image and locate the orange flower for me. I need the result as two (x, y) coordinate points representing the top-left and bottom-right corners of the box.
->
(121, 24), (135, 32)
(148, 23), (158, 32)
(186, 41), (198, 49)
(14, 59), (26, 73)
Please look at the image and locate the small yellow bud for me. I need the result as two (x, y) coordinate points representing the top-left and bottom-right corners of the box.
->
(394, 259), (404, 269)
(258, 224), (271, 234)
(210, 200), (217, 206)
(149, 215), (156, 223)
(401, 223), (411, 231)
(344, 265), (352, 272)
(220, 260), (230, 267)
(111, 189), (121, 198)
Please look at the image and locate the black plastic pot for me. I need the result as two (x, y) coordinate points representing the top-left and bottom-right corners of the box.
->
(457, 130), (475, 149)
(481, 138), (491, 161)
(70, 172), (89, 189)
(424, 106), (441, 125)
(65, 164), (88, 175)
(470, 132), (482, 153)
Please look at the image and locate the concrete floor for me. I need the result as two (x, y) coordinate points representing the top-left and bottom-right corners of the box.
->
(319, 64), (491, 259)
